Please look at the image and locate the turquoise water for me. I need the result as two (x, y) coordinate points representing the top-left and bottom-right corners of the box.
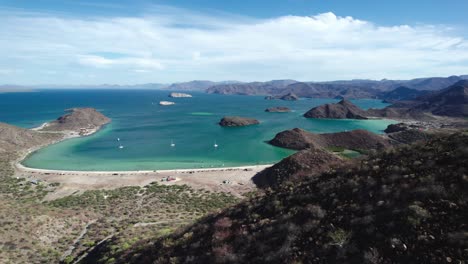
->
(0, 90), (396, 171)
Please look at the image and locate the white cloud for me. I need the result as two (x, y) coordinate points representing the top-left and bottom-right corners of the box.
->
(0, 7), (467, 84)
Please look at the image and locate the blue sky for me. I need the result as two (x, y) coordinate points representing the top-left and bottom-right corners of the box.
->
(1, 0), (467, 84)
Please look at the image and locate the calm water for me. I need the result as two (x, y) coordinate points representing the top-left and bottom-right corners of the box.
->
(0, 90), (396, 171)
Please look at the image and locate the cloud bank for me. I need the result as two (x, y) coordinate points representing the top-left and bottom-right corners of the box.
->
(1, 7), (467, 84)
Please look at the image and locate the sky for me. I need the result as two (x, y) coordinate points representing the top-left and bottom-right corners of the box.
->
(1, 0), (468, 85)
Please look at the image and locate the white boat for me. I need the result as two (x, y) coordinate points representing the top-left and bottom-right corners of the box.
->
(170, 140), (175, 147)
(214, 141), (218, 148)
(159, 101), (175, 106)
(119, 145), (124, 149)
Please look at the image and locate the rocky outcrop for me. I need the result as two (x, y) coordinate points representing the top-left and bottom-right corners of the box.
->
(304, 99), (368, 119)
(43, 108), (111, 132)
(384, 123), (409, 133)
(252, 148), (342, 188)
(269, 128), (390, 151)
(277, 93), (299, 101)
(218, 116), (259, 127)
(169, 92), (192, 98)
(265, 107), (291, 113)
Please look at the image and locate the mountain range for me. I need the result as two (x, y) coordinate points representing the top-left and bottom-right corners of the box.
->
(2, 75), (467, 98)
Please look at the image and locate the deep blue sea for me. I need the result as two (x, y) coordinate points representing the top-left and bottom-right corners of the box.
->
(0, 89), (396, 170)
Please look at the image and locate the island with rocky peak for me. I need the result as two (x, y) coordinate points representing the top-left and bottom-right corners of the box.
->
(218, 116), (260, 127)
(304, 99), (368, 119)
(265, 106), (291, 113)
(41, 108), (111, 135)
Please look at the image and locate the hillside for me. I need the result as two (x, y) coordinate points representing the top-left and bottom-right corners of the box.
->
(86, 133), (468, 263)
(0, 122), (62, 153)
(379, 86), (429, 102)
(252, 148), (342, 188)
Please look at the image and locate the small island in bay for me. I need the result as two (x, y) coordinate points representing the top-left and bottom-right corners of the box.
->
(159, 101), (176, 106)
(265, 106), (291, 113)
(219, 116), (260, 127)
(169, 92), (192, 98)
(265, 92), (299, 101)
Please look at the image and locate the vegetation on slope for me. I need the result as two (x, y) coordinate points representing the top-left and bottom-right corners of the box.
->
(0, 151), (239, 264)
(93, 133), (468, 263)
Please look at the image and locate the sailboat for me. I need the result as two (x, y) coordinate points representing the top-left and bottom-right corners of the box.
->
(170, 140), (175, 147)
(118, 138), (124, 149)
(214, 141), (218, 148)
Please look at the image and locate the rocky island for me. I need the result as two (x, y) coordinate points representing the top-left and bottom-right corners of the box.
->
(304, 99), (368, 119)
(219, 116), (260, 127)
(41, 108), (111, 135)
(169, 92), (192, 98)
(265, 92), (299, 101)
(265, 106), (291, 112)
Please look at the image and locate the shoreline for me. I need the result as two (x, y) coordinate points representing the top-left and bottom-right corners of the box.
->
(13, 122), (272, 199)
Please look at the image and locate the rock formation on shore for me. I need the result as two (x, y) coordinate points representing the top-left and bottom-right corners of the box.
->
(169, 92), (192, 98)
(43, 108), (111, 131)
(269, 128), (390, 151)
(265, 107), (291, 113)
(218, 116), (260, 127)
(304, 99), (368, 119)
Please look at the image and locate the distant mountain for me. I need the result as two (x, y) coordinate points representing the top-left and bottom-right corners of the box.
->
(165, 80), (241, 91)
(206, 75), (468, 98)
(411, 80), (468, 117)
(379, 86), (430, 102)
(0, 85), (34, 93)
(206, 80), (297, 95)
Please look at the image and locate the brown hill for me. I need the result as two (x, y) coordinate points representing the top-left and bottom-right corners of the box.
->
(304, 99), (368, 119)
(252, 148), (342, 188)
(0, 123), (61, 153)
(269, 128), (390, 151)
(43, 108), (111, 131)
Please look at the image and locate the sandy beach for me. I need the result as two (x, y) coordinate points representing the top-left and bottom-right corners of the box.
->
(14, 162), (270, 200)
